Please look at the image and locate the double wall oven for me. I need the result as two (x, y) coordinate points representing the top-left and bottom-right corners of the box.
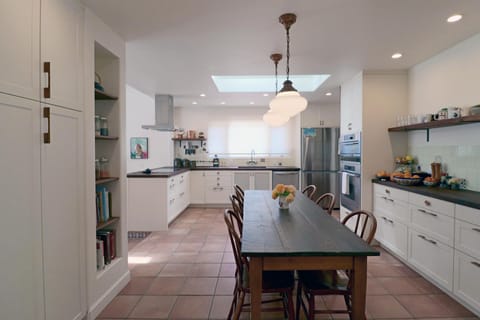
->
(339, 132), (361, 212)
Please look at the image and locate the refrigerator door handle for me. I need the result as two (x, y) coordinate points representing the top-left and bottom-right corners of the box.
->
(274, 172), (298, 175)
(302, 136), (310, 169)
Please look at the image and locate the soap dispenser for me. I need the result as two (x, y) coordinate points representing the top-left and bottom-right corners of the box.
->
(213, 154), (220, 167)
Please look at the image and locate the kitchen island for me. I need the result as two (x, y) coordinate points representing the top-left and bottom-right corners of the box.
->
(127, 166), (300, 231)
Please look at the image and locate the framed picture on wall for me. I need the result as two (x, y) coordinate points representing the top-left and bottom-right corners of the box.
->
(130, 137), (148, 159)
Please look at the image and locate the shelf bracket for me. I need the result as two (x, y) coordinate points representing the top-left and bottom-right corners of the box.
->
(426, 128), (430, 142)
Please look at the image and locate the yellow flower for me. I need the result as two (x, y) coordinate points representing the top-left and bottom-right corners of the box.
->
(285, 193), (295, 203)
(272, 184), (296, 201)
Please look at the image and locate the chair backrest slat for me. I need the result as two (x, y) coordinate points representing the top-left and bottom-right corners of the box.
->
(224, 209), (246, 275)
(341, 210), (377, 245)
(314, 192), (335, 215)
(301, 185), (317, 200)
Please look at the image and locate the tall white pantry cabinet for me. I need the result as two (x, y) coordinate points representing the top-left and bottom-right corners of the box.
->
(0, 1), (128, 320)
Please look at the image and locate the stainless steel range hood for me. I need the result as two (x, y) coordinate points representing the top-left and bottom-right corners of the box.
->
(142, 94), (175, 131)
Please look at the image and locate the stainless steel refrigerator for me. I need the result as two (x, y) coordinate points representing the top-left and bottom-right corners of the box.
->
(301, 127), (340, 208)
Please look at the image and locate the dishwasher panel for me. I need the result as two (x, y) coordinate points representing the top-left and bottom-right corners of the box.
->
(272, 171), (299, 189)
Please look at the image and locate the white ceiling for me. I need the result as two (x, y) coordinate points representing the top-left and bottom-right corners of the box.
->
(83, 0), (480, 108)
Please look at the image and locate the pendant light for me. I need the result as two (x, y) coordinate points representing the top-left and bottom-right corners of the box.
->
(263, 53), (289, 126)
(269, 13), (308, 117)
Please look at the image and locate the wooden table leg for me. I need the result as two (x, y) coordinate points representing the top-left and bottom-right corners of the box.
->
(351, 256), (367, 320)
(249, 257), (262, 319)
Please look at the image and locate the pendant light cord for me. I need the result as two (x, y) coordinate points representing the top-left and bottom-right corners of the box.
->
(275, 60), (279, 94)
(285, 26), (290, 81)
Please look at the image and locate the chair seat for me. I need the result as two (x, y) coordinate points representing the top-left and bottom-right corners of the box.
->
(297, 270), (348, 291)
(242, 269), (295, 290)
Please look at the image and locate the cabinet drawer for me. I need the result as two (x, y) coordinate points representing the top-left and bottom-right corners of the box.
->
(456, 204), (480, 226)
(409, 193), (454, 217)
(409, 229), (454, 291)
(455, 219), (480, 259)
(205, 186), (232, 204)
(454, 250), (480, 312)
(376, 215), (408, 260)
(206, 175), (233, 186)
(374, 184), (409, 202)
(374, 194), (409, 224)
(411, 205), (454, 246)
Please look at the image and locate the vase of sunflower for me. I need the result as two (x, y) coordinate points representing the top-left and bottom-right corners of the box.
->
(272, 184), (296, 210)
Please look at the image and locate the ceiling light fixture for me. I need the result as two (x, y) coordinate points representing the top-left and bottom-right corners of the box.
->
(325, 92), (332, 96)
(263, 93), (269, 97)
(447, 14), (462, 23)
(392, 52), (403, 59)
(263, 53), (289, 127)
(269, 13), (308, 118)
(220, 101), (226, 105)
(200, 93), (206, 97)
(192, 101), (198, 105)
(249, 101), (255, 105)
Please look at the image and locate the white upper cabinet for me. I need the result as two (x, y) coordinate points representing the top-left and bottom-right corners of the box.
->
(0, 0), (40, 100)
(41, 0), (84, 110)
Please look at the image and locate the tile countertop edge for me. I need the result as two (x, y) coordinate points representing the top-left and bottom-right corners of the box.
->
(373, 179), (480, 210)
(127, 166), (301, 178)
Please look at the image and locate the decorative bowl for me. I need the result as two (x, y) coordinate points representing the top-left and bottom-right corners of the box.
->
(423, 180), (439, 187)
(392, 177), (422, 186)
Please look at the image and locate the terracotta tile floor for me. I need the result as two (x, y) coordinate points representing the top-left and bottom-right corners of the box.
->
(97, 207), (478, 319)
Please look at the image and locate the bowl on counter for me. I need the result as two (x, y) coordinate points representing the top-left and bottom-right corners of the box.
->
(392, 176), (422, 186)
(423, 180), (440, 187)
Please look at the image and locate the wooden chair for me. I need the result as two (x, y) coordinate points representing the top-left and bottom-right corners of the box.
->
(229, 194), (244, 222)
(301, 185), (317, 200)
(224, 209), (295, 320)
(233, 184), (245, 202)
(314, 192), (335, 215)
(295, 210), (377, 320)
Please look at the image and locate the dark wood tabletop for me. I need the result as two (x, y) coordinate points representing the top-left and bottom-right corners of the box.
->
(241, 190), (379, 257)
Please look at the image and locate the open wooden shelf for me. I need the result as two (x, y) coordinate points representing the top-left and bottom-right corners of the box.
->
(388, 114), (480, 141)
(95, 135), (119, 140)
(96, 217), (120, 231)
(171, 138), (206, 142)
(95, 177), (119, 185)
(95, 89), (118, 100)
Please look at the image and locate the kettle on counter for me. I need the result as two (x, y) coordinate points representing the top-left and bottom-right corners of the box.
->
(213, 154), (220, 167)
(174, 158), (183, 168)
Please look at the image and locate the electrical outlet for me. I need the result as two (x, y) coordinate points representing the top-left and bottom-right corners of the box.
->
(460, 179), (467, 189)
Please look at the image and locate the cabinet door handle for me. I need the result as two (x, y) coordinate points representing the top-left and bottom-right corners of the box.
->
(418, 209), (437, 217)
(424, 200), (431, 206)
(472, 228), (480, 233)
(385, 189), (390, 194)
(43, 62), (51, 98)
(43, 107), (51, 144)
(418, 234), (437, 245)
(471, 261), (480, 268)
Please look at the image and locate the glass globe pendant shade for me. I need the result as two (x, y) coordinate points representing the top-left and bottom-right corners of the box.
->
(262, 109), (289, 127)
(269, 88), (308, 117)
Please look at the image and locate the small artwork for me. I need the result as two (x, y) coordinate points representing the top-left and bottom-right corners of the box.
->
(130, 137), (148, 159)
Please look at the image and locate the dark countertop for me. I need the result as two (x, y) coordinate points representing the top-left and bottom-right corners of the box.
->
(127, 166), (301, 178)
(373, 179), (480, 210)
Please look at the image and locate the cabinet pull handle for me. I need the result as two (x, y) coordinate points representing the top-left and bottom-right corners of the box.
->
(385, 189), (390, 194)
(417, 234), (437, 245)
(43, 62), (51, 98)
(43, 107), (51, 144)
(382, 216), (393, 224)
(418, 209), (437, 217)
(471, 261), (480, 268)
(472, 228), (480, 233)
(424, 200), (431, 206)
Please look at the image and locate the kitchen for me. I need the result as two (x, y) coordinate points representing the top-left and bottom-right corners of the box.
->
(2, 1), (480, 320)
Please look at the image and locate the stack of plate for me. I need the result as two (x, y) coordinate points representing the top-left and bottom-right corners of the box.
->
(470, 105), (480, 115)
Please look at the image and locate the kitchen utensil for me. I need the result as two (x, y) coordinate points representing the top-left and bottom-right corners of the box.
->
(470, 105), (480, 115)
(174, 158), (183, 168)
(447, 107), (461, 119)
(183, 159), (190, 168)
(431, 162), (441, 180)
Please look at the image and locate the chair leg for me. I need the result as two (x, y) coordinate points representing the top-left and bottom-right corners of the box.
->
(233, 290), (245, 320)
(286, 289), (295, 320)
(308, 291), (315, 320)
(227, 290), (236, 320)
(295, 282), (302, 320)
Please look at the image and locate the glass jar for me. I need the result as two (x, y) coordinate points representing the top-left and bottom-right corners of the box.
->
(95, 158), (100, 180)
(95, 115), (101, 136)
(99, 157), (110, 178)
(100, 117), (108, 136)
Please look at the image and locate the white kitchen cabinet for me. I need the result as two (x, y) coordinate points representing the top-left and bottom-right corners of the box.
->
(373, 185), (409, 224)
(340, 72), (362, 134)
(205, 171), (233, 204)
(0, 93), (85, 320)
(190, 171), (206, 204)
(41, 104), (85, 320)
(168, 172), (190, 223)
(454, 250), (480, 312)
(376, 214), (409, 260)
(409, 192), (455, 218)
(410, 204), (454, 247)
(233, 171), (271, 191)
(0, 0), (40, 100)
(0, 94), (44, 320)
(41, 0), (84, 110)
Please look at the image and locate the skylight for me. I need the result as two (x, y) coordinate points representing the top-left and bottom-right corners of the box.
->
(211, 75), (330, 93)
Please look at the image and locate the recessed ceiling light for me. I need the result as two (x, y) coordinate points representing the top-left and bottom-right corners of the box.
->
(263, 93), (269, 97)
(249, 102), (255, 105)
(211, 74), (330, 92)
(220, 101), (226, 105)
(192, 101), (198, 105)
(392, 53), (403, 59)
(200, 93), (206, 97)
(447, 14), (462, 23)
(325, 92), (332, 96)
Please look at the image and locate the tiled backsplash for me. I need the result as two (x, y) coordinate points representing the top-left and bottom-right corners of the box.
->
(409, 145), (480, 192)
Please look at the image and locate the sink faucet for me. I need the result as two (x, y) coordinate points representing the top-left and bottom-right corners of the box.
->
(247, 149), (257, 165)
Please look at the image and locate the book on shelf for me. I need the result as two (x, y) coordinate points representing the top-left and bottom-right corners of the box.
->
(95, 186), (113, 224)
(96, 239), (105, 270)
(96, 229), (116, 266)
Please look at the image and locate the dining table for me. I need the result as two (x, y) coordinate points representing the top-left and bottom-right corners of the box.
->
(241, 190), (379, 319)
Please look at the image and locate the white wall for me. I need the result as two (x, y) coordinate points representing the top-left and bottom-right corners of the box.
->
(408, 33), (480, 191)
(174, 106), (301, 167)
(126, 85), (173, 172)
